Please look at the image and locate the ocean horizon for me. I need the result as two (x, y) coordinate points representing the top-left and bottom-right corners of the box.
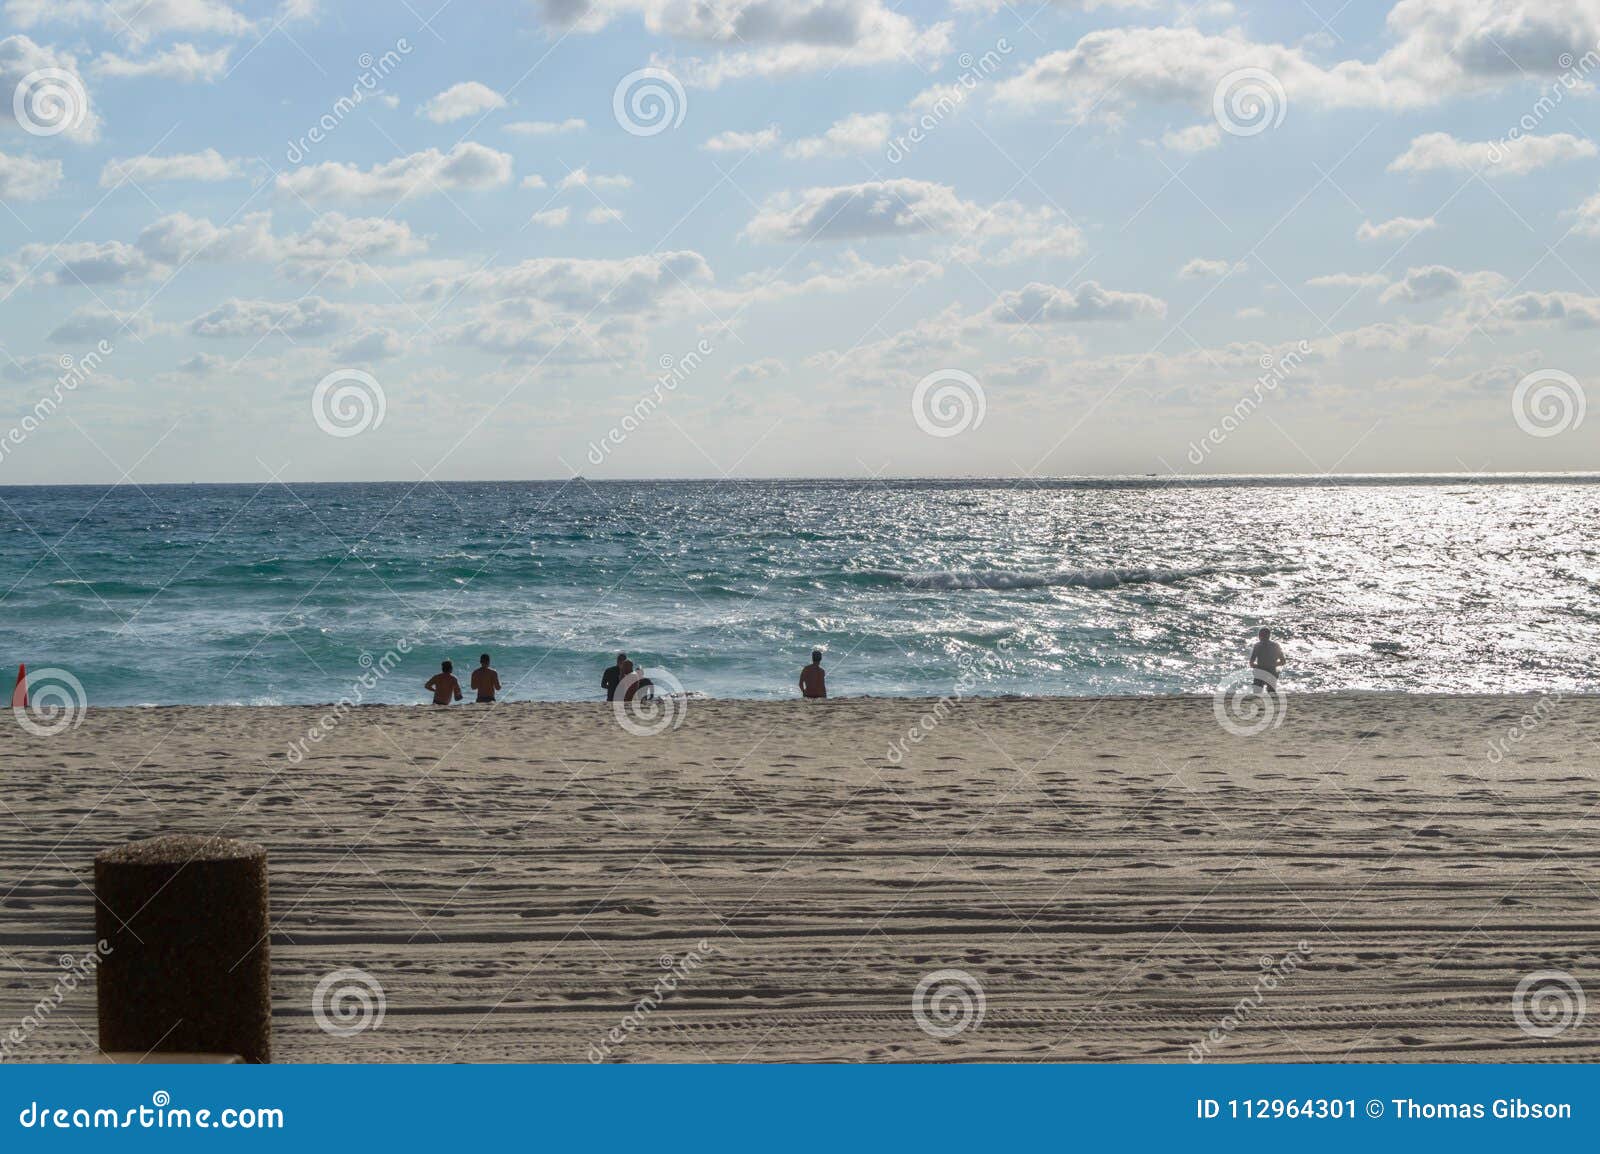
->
(2, 474), (1592, 706)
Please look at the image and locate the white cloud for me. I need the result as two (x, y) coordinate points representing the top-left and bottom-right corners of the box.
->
(14, 240), (152, 286)
(1575, 191), (1600, 237)
(1, 36), (99, 143)
(418, 252), (711, 316)
(4, 0), (254, 42)
(529, 207), (569, 227)
(335, 328), (407, 361)
(744, 179), (1081, 265)
(504, 117), (586, 135)
(1390, 131), (1598, 177)
(1160, 123), (1221, 153)
(728, 358), (786, 384)
(100, 149), (246, 187)
(48, 305), (151, 344)
(1496, 289), (1600, 329)
(534, 0), (951, 86)
(276, 143), (513, 201)
(106, 210), (424, 287)
(745, 179), (988, 242)
(191, 296), (344, 339)
(94, 43), (230, 81)
(0, 150), (61, 199)
(1178, 257), (1240, 279)
(995, 4), (1600, 122)
(989, 281), (1167, 324)
(1379, 264), (1506, 303)
(703, 125), (781, 153)
(136, 211), (274, 264)
(784, 112), (890, 159)
(420, 81), (507, 124)
(585, 206), (624, 225)
(1357, 215), (1435, 242)
(559, 167), (632, 191)
(1306, 272), (1389, 290)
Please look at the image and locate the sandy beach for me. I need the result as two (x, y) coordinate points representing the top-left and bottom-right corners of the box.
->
(2, 694), (1596, 1063)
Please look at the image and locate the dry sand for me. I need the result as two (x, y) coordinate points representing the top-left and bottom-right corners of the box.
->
(2, 694), (1597, 1063)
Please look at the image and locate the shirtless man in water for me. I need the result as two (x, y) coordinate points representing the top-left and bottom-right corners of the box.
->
(1249, 628), (1286, 692)
(799, 650), (827, 699)
(470, 653), (501, 703)
(425, 660), (463, 705)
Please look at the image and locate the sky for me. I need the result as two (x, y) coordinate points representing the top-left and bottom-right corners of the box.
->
(0, 0), (1598, 482)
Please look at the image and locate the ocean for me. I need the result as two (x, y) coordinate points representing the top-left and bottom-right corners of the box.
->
(0, 476), (1592, 706)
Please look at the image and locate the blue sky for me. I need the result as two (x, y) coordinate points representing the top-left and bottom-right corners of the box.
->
(1, 0), (1598, 481)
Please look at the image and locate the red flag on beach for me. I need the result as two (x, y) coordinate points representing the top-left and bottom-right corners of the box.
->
(12, 664), (26, 709)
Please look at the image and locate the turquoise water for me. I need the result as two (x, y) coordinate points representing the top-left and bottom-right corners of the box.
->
(0, 477), (1593, 705)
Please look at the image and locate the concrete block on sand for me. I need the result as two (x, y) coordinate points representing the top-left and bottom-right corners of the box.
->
(94, 834), (271, 1064)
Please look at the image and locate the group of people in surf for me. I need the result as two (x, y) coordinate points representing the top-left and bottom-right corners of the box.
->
(421, 648), (831, 705)
(420, 631), (1278, 705)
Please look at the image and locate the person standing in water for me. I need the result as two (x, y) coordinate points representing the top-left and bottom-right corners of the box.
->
(471, 653), (501, 703)
(425, 660), (463, 705)
(799, 650), (827, 699)
(602, 652), (630, 701)
(1249, 628), (1286, 692)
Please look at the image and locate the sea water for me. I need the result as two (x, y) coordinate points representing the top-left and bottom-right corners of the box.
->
(0, 476), (1592, 704)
